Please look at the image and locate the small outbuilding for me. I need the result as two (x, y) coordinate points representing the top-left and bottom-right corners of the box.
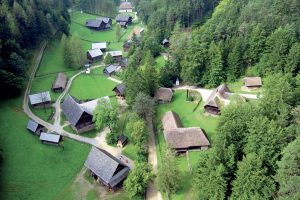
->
(92, 42), (107, 51)
(113, 83), (126, 97)
(116, 14), (132, 26)
(84, 146), (130, 189)
(39, 132), (62, 145)
(154, 87), (173, 103)
(85, 18), (112, 31)
(87, 49), (103, 61)
(29, 91), (51, 108)
(243, 77), (262, 89)
(103, 64), (121, 76)
(117, 134), (128, 148)
(119, 2), (133, 12)
(108, 51), (123, 63)
(162, 38), (170, 48)
(27, 119), (44, 135)
(52, 72), (67, 93)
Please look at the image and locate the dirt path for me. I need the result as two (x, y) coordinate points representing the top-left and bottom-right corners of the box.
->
(146, 117), (163, 200)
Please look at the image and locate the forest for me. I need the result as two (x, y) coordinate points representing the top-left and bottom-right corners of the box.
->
(0, 0), (71, 99)
(79, 0), (120, 17)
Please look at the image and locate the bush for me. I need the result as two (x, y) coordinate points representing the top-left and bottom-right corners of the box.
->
(106, 131), (119, 145)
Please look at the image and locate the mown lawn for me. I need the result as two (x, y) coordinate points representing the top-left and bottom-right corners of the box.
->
(155, 91), (219, 200)
(0, 97), (91, 200)
(227, 78), (262, 94)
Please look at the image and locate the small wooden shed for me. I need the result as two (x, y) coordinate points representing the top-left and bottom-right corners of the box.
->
(39, 132), (62, 145)
(52, 72), (67, 92)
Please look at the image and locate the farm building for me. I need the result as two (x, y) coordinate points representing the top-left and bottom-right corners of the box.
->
(103, 64), (121, 76)
(27, 120), (44, 135)
(123, 41), (131, 51)
(154, 87), (173, 103)
(203, 84), (231, 115)
(162, 38), (170, 48)
(85, 18), (112, 31)
(243, 77), (262, 89)
(39, 132), (62, 145)
(117, 134), (128, 148)
(92, 42), (107, 51)
(161, 111), (210, 152)
(113, 83), (126, 97)
(108, 51), (123, 63)
(128, 27), (144, 40)
(84, 146), (130, 189)
(62, 95), (111, 133)
(29, 91), (51, 108)
(52, 72), (67, 92)
(116, 14), (132, 26)
(119, 2), (133, 12)
(87, 49), (103, 61)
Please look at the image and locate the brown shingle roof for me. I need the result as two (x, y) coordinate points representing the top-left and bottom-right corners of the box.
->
(154, 87), (173, 102)
(243, 77), (262, 87)
(161, 111), (182, 131)
(204, 84), (230, 108)
(53, 73), (67, 90)
(164, 127), (210, 149)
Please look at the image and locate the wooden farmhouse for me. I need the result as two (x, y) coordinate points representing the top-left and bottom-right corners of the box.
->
(243, 77), (262, 89)
(29, 91), (51, 108)
(113, 83), (126, 98)
(92, 42), (107, 51)
(39, 132), (62, 145)
(87, 49), (103, 61)
(62, 95), (111, 133)
(52, 72), (67, 93)
(162, 38), (170, 48)
(85, 18), (112, 31)
(119, 2), (133, 12)
(154, 87), (173, 103)
(84, 146), (130, 189)
(161, 111), (210, 152)
(203, 84), (231, 115)
(117, 134), (128, 148)
(108, 51), (123, 63)
(116, 14), (132, 27)
(103, 64), (121, 76)
(27, 119), (44, 136)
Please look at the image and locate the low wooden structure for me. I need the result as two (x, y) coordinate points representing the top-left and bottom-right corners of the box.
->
(162, 38), (170, 48)
(203, 84), (231, 115)
(29, 91), (51, 108)
(108, 51), (123, 63)
(113, 83), (126, 97)
(161, 111), (210, 152)
(27, 119), (44, 136)
(84, 146), (130, 189)
(103, 64), (121, 76)
(85, 18), (112, 31)
(117, 135), (128, 148)
(92, 42), (107, 51)
(119, 2), (133, 12)
(52, 72), (67, 92)
(243, 77), (262, 89)
(154, 87), (173, 103)
(116, 14), (132, 27)
(39, 132), (62, 145)
(87, 49), (103, 61)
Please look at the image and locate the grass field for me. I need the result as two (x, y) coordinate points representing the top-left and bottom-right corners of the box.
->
(227, 78), (262, 94)
(0, 97), (91, 200)
(155, 91), (219, 200)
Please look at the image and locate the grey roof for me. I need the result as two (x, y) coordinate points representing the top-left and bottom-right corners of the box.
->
(88, 49), (103, 58)
(162, 38), (169, 44)
(108, 51), (122, 57)
(53, 72), (67, 90)
(61, 95), (85, 127)
(84, 146), (130, 187)
(116, 14), (131, 22)
(243, 77), (262, 87)
(29, 91), (51, 105)
(96, 17), (111, 24)
(39, 132), (61, 143)
(86, 19), (102, 28)
(119, 21), (127, 26)
(113, 83), (126, 95)
(27, 120), (39, 132)
(204, 84), (231, 108)
(119, 2), (133, 10)
(92, 42), (107, 50)
(104, 64), (119, 74)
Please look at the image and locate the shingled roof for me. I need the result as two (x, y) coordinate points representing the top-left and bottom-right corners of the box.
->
(154, 87), (173, 102)
(29, 91), (51, 105)
(86, 19), (102, 28)
(204, 84), (231, 108)
(116, 14), (131, 22)
(84, 146), (130, 188)
(40, 132), (61, 143)
(164, 127), (210, 149)
(88, 49), (103, 58)
(108, 51), (122, 57)
(27, 120), (39, 133)
(92, 42), (107, 50)
(119, 2), (133, 10)
(161, 111), (183, 131)
(113, 83), (126, 95)
(243, 77), (262, 87)
(53, 73), (67, 90)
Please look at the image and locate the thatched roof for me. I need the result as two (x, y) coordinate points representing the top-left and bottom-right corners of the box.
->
(53, 72), (67, 90)
(84, 146), (130, 188)
(243, 77), (262, 87)
(154, 87), (173, 102)
(161, 111), (183, 131)
(164, 127), (210, 149)
(204, 84), (231, 108)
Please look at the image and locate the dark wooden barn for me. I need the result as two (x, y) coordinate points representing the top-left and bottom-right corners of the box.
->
(85, 18), (112, 31)
(108, 51), (123, 63)
(116, 14), (132, 26)
(52, 72), (67, 92)
(113, 83), (126, 97)
(27, 119), (44, 136)
(87, 49), (103, 62)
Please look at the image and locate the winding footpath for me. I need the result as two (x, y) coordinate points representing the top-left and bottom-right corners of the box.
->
(22, 39), (132, 165)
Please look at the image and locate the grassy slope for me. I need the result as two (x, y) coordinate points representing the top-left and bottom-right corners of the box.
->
(0, 98), (90, 200)
(156, 91), (219, 200)
(155, 55), (166, 70)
